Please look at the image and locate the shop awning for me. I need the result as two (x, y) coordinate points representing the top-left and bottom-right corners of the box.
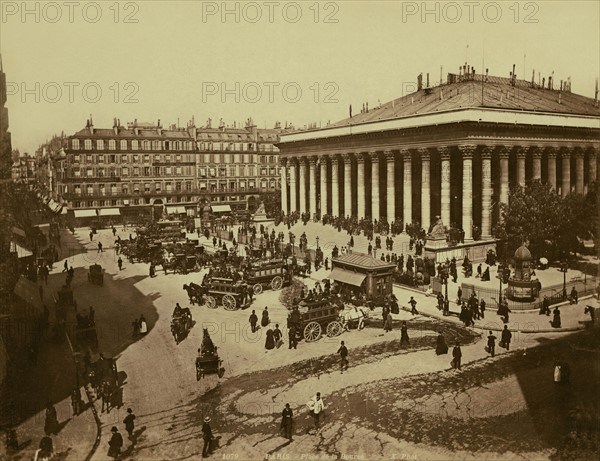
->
(211, 205), (232, 213)
(166, 206), (186, 214)
(98, 208), (121, 216)
(328, 267), (366, 287)
(11, 227), (26, 238)
(74, 209), (98, 218)
(11, 242), (32, 258)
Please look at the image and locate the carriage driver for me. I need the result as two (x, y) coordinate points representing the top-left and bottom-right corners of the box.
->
(173, 303), (182, 318)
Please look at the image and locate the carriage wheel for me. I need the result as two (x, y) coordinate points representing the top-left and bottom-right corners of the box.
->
(205, 296), (217, 309)
(222, 294), (237, 311)
(326, 321), (343, 337)
(253, 283), (263, 295)
(271, 276), (283, 290)
(303, 321), (322, 342)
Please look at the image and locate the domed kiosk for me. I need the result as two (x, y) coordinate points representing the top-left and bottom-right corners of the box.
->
(507, 244), (541, 301)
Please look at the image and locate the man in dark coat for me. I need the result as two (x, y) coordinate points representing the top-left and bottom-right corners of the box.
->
(281, 403), (293, 441)
(435, 332), (448, 355)
(249, 310), (258, 333)
(501, 325), (512, 350)
(202, 416), (214, 458)
(487, 331), (497, 357)
(123, 408), (136, 439)
(108, 426), (123, 459)
(452, 342), (462, 369)
(337, 341), (349, 373)
(409, 297), (419, 315)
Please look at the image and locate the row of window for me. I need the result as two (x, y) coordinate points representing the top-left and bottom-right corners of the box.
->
(72, 138), (278, 152)
(71, 195), (238, 208)
(70, 153), (278, 165)
(66, 179), (280, 196)
(70, 165), (194, 178)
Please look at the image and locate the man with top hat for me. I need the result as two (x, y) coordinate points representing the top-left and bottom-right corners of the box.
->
(202, 416), (214, 458)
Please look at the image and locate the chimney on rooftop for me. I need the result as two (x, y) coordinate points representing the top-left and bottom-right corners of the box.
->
(417, 73), (423, 91)
(595, 78), (598, 107)
(485, 68), (489, 82)
(542, 77), (545, 89)
(531, 69), (535, 87)
(113, 117), (118, 135)
(426, 73), (430, 88)
(89, 115), (94, 134)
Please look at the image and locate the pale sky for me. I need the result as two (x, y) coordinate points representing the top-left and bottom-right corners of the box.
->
(1, 0), (599, 155)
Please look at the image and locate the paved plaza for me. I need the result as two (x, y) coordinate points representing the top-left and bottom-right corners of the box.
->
(2, 225), (598, 461)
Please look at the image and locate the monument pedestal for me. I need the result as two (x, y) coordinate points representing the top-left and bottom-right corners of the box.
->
(424, 238), (497, 264)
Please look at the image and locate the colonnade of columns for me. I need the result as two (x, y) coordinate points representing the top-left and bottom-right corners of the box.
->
(279, 145), (598, 238)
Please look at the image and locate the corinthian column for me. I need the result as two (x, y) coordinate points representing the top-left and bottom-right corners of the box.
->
(385, 151), (396, 222)
(298, 158), (307, 214)
(279, 158), (288, 215)
(460, 145), (476, 241)
(439, 146), (451, 228)
(574, 148), (584, 194)
(343, 154), (352, 217)
(419, 148), (431, 232)
(289, 158), (297, 212)
(547, 147), (557, 191)
(370, 152), (380, 221)
(588, 148), (597, 184)
(401, 149), (412, 230)
(331, 155), (340, 216)
(531, 147), (542, 181)
(499, 146), (510, 205)
(516, 146), (526, 187)
(309, 156), (317, 216)
(481, 147), (492, 239)
(320, 156), (328, 216)
(356, 153), (366, 219)
(561, 147), (571, 198)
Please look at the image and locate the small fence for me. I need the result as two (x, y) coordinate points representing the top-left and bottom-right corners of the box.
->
(458, 275), (598, 311)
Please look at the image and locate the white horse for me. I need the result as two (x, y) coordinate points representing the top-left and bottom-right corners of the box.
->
(340, 305), (369, 331)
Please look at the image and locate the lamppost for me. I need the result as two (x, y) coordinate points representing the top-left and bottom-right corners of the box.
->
(316, 236), (320, 249)
(559, 260), (568, 299)
(440, 267), (449, 315)
(497, 267), (503, 304)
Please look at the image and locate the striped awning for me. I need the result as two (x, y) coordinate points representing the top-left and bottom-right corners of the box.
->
(74, 209), (98, 218)
(211, 205), (232, 213)
(328, 267), (366, 287)
(98, 208), (121, 216)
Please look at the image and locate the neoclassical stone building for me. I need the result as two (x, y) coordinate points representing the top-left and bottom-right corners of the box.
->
(277, 70), (600, 241)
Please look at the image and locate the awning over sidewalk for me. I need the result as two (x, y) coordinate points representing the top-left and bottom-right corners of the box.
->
(11, 242), (32, 258)
(74, 209), (98, 218)
(98, 208), (121, 217)
(211, 205), (232, 213)
(166, 206), (186, 214)
(328, 267), (366, 287)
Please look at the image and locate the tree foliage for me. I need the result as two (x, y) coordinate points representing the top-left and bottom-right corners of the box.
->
(493, 180), (598, 260)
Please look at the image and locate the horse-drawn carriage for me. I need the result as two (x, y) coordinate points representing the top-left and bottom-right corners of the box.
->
(88, 264), (104, 286)
(88, 355), (120, 412)
(243, 259), (290, 295)
(195, 328), (223, 380)
(75, 311), (98, 350)
(203, 277), (251, 311)
(183, 282), (207, 305)
(171, 306), (193, 344)
(294, 300), (345, 342)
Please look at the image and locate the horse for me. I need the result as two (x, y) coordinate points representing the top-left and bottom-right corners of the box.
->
(340, 305), (369, 330)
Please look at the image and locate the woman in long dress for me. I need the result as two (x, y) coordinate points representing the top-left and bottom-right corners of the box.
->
(261, 307), (270, 327)
(435, 331), (448, 355)
(552, 307), (561, 328)
(400, 321), (410, 347)
(265, 329), (275, 350)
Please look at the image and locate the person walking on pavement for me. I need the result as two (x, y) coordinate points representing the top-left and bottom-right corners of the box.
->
(249, 310), (258, 333)
(308, 392), (326, 431)
(89, 231), (94, 241)
(501, 325), (512, 350)
(452, 342), (462, 369)
(409, 296), (419, 315)
(337, 341), (349, 373)
(487, 331), (497, 357)
(570, 286), (578, 305)
(384, 311), (393, 332)
(202, 416), (214, 458)
(107, 426), (123, 459)
(280, 403), (293, 441)
(400, 321), (410, 347)
(261, 307), (270, 327)
(117, 257), (123, 271)
(98, 242), (103, 253)
(123, 408), (136, 439)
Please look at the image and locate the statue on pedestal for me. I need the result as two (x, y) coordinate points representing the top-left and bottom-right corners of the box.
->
(254, 201), (267, 219)
(429, 216), (446, 238)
